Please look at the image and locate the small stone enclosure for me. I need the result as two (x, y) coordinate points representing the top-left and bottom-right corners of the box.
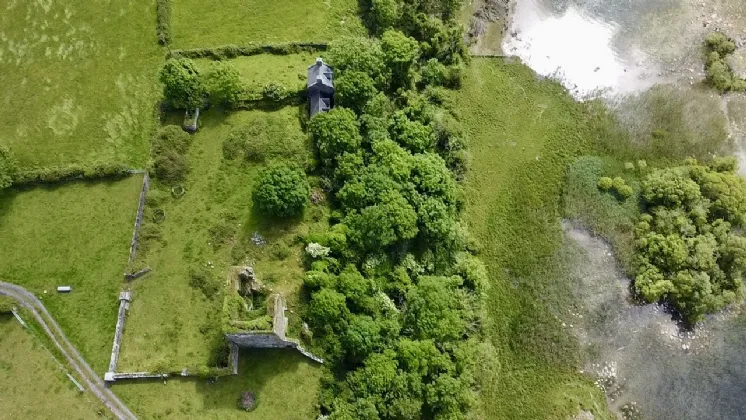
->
(225, 266), (322, 370)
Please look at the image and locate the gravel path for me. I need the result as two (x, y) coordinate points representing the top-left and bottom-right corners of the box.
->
(0, 281), (137, 420)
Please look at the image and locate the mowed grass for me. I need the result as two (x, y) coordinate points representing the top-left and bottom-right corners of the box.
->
(114, 349), (321, 419)
(118, 106), (325, 371)
(195, 53), (317, 92)
(171, 0), (366, 48)
(0, 0), (162, 168)
(0, 176), (145, 372)
(0, 316), (105, 420)
(455, 58), (614, 419)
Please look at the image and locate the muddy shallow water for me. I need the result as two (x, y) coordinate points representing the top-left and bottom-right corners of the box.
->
(565, 225), (746, 420)
(501, 1), (746, 418)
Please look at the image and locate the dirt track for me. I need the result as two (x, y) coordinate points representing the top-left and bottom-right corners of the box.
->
(0, 281), (137, 420)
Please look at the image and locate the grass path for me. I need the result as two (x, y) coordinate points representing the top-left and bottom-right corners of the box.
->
(456, 58), (614, 419)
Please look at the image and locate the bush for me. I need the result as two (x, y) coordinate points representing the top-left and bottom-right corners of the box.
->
(153, 125), (191, 155)
(154, 151), (189, 182)
(705, 32), (736, 56)
(703, 32), (746, 92)
(262, 81), (288, 102)
(204, 61), (244, 107)
(0, 145), (17, 189)
(238, 391), (257, 412)
(597, 176), (613, 191)
(160, 58), (205, 109)
(252, 164), (310, 217)
(617, 184), (634, 199)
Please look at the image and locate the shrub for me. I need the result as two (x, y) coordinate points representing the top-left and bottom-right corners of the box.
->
(153, 125), (191, 155)
(154, 151), (189, 182)
(238, 391), (257, 412)
(420, 58), (447, 87)
(597, 176), (613, 191)
(252, 164), (310, 218)
(612, 177), (626, 191)
(160, 58), (205, 109)
(705, 32), (736, 56)
(0, 145), (17, 189)
(204, 61), (244, 107)
(617, 184), (634, 199)
(262, 81), (288, 102)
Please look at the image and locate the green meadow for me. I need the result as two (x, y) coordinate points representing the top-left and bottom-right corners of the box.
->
(0, 0), (162, 168)
(170, 0), (366, 48)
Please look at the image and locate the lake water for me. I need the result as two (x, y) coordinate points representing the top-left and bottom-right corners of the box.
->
(502, 0), (746, 418)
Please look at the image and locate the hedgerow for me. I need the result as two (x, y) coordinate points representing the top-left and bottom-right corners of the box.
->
(156, 0), (171, 46)
(303, 2), (483, 417)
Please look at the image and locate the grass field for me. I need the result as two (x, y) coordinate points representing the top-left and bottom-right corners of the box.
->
(0, 315), (104, 420)
(0, 176), (145, 372)
(114, 349), (321, 419)
(455, 58), (615, 419)
(0, 0), (163, 168)
(170, 0), (366, 48)
(118, 106), (325, 371)
(194, 53), (316, 92)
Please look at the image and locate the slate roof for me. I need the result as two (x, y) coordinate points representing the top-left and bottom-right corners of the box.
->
(308, 58), (334, 117)
(307, 58), (334, 91)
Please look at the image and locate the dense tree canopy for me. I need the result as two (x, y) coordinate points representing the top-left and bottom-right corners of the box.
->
(304, 2), (477, 418)
(633, 158), (746, 323)
(252, 164), (310, 218)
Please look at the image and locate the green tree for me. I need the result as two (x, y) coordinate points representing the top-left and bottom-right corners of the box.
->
(327, 37), (390, 88)
(309, 288), (350, 327)
(160, 58), (205, 109)
(370, 0), (400, 32)
(252, 164), (310, 217)
(346, 191), (419, 250)
(390, 111), (434, 153)
(404, 275), (466, 341)
(203, 61), (243, 107)
(335, 71), (378, 114)
(0, 144), (17, 189)
(381, 30), (420, 89)
(309, 107), (362, 166)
